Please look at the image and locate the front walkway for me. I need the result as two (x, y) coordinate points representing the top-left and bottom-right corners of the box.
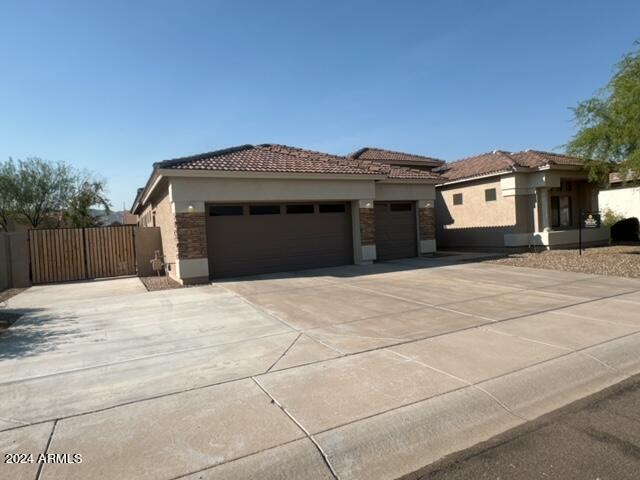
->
(1, 257), (639, 479)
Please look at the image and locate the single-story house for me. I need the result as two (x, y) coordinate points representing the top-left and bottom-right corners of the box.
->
(435, 150), (610, 249)
(599, 172), (640, 222)
(131, 144), (440, 284)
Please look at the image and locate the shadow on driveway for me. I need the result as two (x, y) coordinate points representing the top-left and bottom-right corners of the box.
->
(214, 251), (507, 284)
(0, 308), (81, 360)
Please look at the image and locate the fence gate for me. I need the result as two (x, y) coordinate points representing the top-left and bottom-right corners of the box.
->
(29, 226), (137, 284)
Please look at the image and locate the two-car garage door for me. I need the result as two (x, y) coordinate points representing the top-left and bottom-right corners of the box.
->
(206, 202), (353, 278)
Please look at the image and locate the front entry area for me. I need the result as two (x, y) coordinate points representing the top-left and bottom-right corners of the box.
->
(206, 202), (353, 278)
(374, 201), (418, 261)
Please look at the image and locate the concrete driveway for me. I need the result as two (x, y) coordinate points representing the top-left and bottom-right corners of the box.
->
(1, 256), (640, 480)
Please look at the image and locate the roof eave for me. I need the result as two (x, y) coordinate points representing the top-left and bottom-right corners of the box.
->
(156, 168), (388, 181)
(436, 168), (521, 186)
(378, 178), (441, 185)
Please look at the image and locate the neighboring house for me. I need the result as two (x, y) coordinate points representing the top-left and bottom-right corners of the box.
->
(348, 147), (444, 171)
(131, 144), (439, 284)
(435, 150), (610, 249)
(599, 173), (640, 221)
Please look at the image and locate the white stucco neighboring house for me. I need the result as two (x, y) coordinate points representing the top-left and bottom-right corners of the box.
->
(599, 173), (640, 220)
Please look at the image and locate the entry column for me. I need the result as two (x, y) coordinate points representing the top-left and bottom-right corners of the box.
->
(417, 199), (437, 254)
(352, 199), (377, 264)
(173, 201), (210, 284)
(534, 188), (551, 232)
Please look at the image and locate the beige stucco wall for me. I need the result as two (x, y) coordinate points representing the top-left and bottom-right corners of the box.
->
(436, 176), (529, 248)
(134, 227), (163, 277)
(139, 204), (154, 228)
(0, 233), (8, 290)
(514, 194), (535, 233)
(375, 183), (435, 201)
(437, 177), (516, 228)
(147, 185), (178, 280)
(0, 232), (30, 289)
(170, 176), (377, 213)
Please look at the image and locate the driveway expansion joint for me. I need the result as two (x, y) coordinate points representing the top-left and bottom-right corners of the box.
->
(216, 283), (302, 332)
(35, 419), (58, 480)
(266, 332), (303, 373)
(251, 376), (340, 480)
(0, 329), (297, 387)
(388, 349), (528, 422)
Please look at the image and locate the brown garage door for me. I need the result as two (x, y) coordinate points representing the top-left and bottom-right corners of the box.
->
(374, 202), (417, 261)
(206, 202), (353, 278)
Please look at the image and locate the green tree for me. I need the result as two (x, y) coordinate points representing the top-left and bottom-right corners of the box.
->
(0, 160), (18, 231)
(65, 176), (111, 227)
(0, 157), (111, 229)
(567, 40), (640, 184)
(9, 157), (76, 228)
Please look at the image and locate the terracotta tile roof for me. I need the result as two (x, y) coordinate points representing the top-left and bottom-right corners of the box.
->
(349, 147), (445, 167)
(609, 171), (639, 184)
(155, 144), (440, 180)
(510, 150), (585, 168)
(437, 150), (585, 181)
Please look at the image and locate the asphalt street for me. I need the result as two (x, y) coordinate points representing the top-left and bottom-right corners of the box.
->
(415, 373), (640, 480)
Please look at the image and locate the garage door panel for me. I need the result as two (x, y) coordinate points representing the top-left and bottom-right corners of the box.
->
(375, 202), (417, 261)
(207, 203), (352, 278)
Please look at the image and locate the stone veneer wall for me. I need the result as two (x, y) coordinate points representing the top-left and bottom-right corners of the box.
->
(175, 212), (207, 260)
(418, 206), (435, 240)
(359, 208), (375, 245)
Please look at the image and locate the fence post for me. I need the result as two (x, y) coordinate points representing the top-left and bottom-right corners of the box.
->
(131, 226), (138, 276)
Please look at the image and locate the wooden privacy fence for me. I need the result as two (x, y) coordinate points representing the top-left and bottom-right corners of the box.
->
(29, 226), (137, 284)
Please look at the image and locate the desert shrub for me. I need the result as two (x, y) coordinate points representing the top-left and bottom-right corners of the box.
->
(602, 208), (625, 227)
(611, 217), (640, 242)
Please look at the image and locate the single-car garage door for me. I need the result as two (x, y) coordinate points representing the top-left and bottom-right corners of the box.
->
(374, 202), (417, 261)
(206, 202), (353, 278)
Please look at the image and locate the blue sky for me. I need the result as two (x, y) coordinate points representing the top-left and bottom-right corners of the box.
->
(1, 1), (638, 208)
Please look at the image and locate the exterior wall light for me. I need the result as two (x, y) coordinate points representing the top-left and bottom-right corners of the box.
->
(187, 204), (195, 212)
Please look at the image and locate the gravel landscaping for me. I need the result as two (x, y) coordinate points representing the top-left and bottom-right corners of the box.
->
(139, 275), (184, 292)
(490, 244), (640, 278)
